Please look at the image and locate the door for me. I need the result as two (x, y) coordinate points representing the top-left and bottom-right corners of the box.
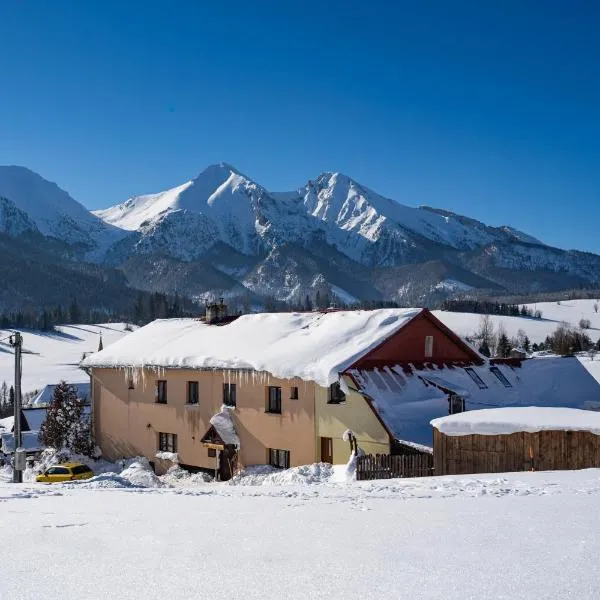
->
(320, 437), (333, 464)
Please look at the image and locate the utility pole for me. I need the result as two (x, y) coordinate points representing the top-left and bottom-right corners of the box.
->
(9, 332), (23, 483)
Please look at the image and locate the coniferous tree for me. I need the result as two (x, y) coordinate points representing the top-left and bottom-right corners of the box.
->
(39, 381), (94, 455)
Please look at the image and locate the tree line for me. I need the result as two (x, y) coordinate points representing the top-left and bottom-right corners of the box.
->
(440, 299), (542, 319)
(0, 292), (202, 331)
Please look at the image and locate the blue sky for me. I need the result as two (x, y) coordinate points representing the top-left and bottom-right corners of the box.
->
(1, 1), (598, 251)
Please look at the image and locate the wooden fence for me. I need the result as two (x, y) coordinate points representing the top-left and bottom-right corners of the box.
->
(356, 453), (434, 481)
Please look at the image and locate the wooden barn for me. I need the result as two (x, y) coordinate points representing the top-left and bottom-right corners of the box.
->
(432, 407), (600, 476)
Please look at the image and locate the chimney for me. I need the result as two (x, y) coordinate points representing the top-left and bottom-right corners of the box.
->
(205, 298), (228, 324)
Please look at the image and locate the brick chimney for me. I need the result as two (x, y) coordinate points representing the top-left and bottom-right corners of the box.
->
(205, 298), (228, 324)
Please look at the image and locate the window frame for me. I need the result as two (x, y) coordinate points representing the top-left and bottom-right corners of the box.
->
(490, 366), (512, 388)
(268, 448), (290, 469)
(448, 394), (465, 415)
(187, 380), (199, 404)
(223, 383), (237, 407)
(290, 386), (299, 400)
(266, 386), (282, 414)
(158, 432), (177, 453)
(424, 335), (434, 358)
(327, 381), (346, 404)
(156, 379), (168, 404)
(464, 367), (488, 389)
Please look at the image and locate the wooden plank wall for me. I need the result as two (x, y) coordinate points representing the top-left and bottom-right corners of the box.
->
(433, 428), (600, 476)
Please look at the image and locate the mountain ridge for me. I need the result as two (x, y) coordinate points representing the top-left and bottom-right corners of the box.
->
(2, 162), (600, 308)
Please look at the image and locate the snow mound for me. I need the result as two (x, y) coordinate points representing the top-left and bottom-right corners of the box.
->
(155, 451), (179, 462)
(229, 463), (334, 486)
(67, 473), (138, 489)
(120, 460), (164, 488)
(159, 465), (212, 487)
(431, 406), (600, 436)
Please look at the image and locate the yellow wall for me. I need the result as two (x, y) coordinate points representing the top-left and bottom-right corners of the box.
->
(91, 368), (317, 473)
(315, 376), (390, 464)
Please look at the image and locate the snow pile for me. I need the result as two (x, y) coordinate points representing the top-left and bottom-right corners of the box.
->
(229, 463), (334, 486)
(209, 405), (240, 448)
(69, 473), (138, 490)
(120, 459), (164, 488)
(160, 465), (212, 487)
(155, 451), (179, 463)
(81, 309), (421, 387)
(431, 406), (600, 436)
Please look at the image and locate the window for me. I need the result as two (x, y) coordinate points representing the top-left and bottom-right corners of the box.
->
(156, 380), (167, 403)
(448, 394), (465, 415)
(490, 366), (512, 388)
(71, 465), (92, 475)
(424, 335), (434, 358)
(46, 466), (69, 475)
(223, 383), (236, 407)
(187, 381), (199, 404)
(328, 382), (346, 404)
(158, 432), (177, 452)
(207, 448), (216, 458)
(290, 386), (299, 400)
(268, 448), (290, 469)
(464, 367), (487, 389)
(266, 386), (282, 413)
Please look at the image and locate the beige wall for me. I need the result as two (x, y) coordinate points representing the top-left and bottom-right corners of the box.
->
(91, 368), (317, 473)
(315, 377), (390, 464)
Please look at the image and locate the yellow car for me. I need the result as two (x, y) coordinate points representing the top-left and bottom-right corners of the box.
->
(36, 462), (94, 483)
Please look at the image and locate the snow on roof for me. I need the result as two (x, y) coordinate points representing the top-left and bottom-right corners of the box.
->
(350, 357), (600, 445)
(431, 407), (600, 436)
(0, 415), (14, 432)
(21, 405), (91, 431)
(209, 406), (240, 448)
(29, 382), (90, 407)
(82, 309), (422, 387)
(1, 430), (43, 453)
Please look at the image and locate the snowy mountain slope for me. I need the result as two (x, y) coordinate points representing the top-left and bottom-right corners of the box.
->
(0, 195), (38, 236)
(94, 163), (317, 260)
(0, 166), (127, 258)
(5, 161), (600, 305)
(285, 172), (545, 265)
(0, 323), (132, 394)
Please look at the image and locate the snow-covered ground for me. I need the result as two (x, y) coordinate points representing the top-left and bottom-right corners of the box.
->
(1, 466), (599, 599)
(434, 299), (600, 345)
(0, 323), (132, 394)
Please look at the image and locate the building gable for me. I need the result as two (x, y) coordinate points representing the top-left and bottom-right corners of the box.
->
(350, 310), (482, 370)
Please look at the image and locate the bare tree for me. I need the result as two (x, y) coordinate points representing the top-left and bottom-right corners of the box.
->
(476, 315), (496, 356)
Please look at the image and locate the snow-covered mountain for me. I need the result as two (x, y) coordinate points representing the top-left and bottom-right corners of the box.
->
(0, 166), (127, 258)
(4, 162), (600, 306)
(94, 163), (315, 261)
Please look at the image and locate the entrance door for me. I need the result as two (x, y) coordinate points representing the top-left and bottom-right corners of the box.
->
(320, 437), (333, 464)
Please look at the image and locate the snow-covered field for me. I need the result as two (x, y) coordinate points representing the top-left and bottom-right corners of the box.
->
(1, 466), (599, 599)
(0, 323), (131, 394)
(434, 299), (600, 344)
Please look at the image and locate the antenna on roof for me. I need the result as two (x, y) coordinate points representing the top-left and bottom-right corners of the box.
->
(98, 333), (103, 352)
